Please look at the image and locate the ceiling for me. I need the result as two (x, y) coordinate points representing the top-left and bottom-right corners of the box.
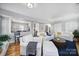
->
(0, 3), (79, 23)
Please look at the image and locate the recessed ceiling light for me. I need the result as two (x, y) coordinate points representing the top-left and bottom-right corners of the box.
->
(27, 3), (33, 8)
(27, 3), (37, 8)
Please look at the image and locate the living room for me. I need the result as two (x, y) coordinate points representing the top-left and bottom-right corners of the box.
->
(0, 3), (79, 56)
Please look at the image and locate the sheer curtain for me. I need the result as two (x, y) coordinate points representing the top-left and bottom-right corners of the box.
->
(65, 21), (78, 33)
(53, 21), (78, 33)
(53, 23), (63, 33)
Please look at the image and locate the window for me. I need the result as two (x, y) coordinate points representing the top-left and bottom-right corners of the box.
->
(65, 21), (78, 33)
(53, 23), (63, 32)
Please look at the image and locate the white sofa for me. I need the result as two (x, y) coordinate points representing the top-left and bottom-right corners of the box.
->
(44, 35), (54, 41)
(40, 32), (54, 41)
(20, 34), (59, 56)
(20, 34), (42, 56)
(0, 41), (9, 56)
(43, 40), (59, 56)
(60, 32), (74, 41)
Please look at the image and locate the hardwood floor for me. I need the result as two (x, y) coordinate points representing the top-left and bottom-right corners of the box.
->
(6, 42), (20, 56)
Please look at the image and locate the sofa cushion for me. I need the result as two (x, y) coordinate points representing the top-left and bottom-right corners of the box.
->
(44, 35), (54, 41)
(22, 34), (33, 43)
(61, 33), (74, 42)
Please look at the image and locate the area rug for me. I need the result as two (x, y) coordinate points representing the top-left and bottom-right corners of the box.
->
(57, 40), (78, 56)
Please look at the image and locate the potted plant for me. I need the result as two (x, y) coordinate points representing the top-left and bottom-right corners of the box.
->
(73, 30), (79, 41)
(0, 42), (3, 54)
(0, 35), (10, 42)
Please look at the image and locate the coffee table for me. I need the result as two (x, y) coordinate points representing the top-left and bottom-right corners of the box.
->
(53, 37), (66, 48)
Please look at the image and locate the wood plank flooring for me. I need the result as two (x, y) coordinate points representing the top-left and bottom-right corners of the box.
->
(6, 42), (20, 56)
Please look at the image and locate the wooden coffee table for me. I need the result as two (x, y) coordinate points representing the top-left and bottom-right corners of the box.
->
(53, 37), (66, 48)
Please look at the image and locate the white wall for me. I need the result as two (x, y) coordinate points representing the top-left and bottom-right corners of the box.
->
(1, 16), (11, 35)
(0, 16), (2, 35)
